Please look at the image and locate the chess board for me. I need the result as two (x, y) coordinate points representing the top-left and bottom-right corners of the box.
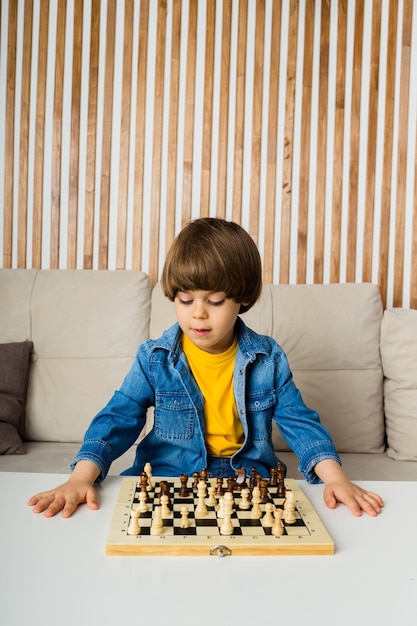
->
(105, 476), (334, 556)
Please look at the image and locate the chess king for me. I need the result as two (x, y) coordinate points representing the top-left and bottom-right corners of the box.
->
(28, 218), (384, 519)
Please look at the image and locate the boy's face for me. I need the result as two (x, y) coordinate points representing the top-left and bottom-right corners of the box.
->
(174, 290), (242, 354)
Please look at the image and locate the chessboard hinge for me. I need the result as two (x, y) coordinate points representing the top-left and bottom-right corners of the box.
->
(210, 545), (232, 557)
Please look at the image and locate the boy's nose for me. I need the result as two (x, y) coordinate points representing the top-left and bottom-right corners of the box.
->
(192, 302), (208, 318)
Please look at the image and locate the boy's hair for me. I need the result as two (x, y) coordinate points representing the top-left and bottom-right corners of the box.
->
(161, 218), (262, 313)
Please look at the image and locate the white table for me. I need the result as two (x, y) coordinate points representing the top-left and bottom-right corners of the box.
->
(1, 473), (416, 626)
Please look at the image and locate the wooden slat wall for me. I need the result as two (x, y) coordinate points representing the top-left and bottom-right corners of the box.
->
(1, 0), (417, 308)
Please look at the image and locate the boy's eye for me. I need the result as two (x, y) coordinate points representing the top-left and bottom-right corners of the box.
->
(179, 298), (193, 305)
(208, 299), (224, 306)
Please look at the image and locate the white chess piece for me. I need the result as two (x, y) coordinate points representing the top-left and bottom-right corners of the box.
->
(127, 507), (141, 535)
(195, 480), (208, 517)
(144, 462), (153, 490)
(179, 505), (190, 529)
(238, 488), (250, 510)
(150, 505), (164, 535)
(250, 486), (262, 519)
(138, 491), (148, 513)
(283, 489), (297, 524)
(271, 508), (284, 536)
(160, 494), (171, 518)
(262, 502), (275, 527)
(220, 492), (234, 535)
(206, 485), (217, 507)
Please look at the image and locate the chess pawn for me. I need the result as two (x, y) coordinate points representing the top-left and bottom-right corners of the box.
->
(238, 488), (251, 510)
(179, 505), (190, 529)
(206, 485), (217, 507)
(127, 507), (141, 535)
(271, 509), (284, 536)
(138, 491), (148, 513)
(215, 478), (225, 497)
(160, 494), (171, 519)
(262, 502), (275, 527)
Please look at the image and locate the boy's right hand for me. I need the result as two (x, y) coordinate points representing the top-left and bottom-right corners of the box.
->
(27, 460), (101, 518)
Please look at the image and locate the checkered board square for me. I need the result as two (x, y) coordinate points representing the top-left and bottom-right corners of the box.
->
(106, 477), (334, 556)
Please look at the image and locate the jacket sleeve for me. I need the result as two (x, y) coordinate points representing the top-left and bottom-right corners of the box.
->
(271, 347), (341, 483)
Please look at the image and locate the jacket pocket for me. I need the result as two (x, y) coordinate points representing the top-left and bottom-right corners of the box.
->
(246, 390), (277, 442)
(154, 391), (195, 440)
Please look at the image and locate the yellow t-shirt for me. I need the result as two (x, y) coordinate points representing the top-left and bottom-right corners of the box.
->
(182, 333), (244, 457)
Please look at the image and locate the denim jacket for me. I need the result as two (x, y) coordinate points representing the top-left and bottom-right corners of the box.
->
(71, 318), (340, 483)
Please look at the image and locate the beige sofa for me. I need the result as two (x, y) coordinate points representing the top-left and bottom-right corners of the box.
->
(1, 269), (416, 481)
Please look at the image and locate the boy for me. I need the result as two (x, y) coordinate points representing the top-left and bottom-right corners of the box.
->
(28, 218), (383, 518)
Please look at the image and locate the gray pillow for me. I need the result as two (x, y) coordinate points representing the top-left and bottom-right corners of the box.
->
(0, 341), (33, 454)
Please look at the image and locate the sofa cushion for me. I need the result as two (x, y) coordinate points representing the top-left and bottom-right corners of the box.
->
(381, 308), (417, 461)
(264, 283), (385, 454)
(0, 341), (33, 454)
(0, 270), (38, 342)
(25, 270), (152, 442)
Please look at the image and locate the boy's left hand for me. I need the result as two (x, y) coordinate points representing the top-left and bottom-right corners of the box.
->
(314, 459), (384, 516)
(323, 480), (384, 517)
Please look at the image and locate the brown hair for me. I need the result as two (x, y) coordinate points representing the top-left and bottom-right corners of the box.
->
(161, 218), (262, 313)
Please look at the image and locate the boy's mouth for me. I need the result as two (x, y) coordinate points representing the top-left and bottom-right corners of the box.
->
(192, 328), (210, 337)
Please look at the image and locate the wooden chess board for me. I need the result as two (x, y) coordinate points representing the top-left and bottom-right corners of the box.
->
(105, 476), (334, 556)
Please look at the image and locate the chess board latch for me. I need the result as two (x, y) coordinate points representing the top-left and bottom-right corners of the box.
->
(210, 545), (232, 558)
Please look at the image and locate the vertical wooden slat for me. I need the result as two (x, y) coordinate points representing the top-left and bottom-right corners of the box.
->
(263, 0), (282, 283)
(232, 0), (247, 224)
(330, 0), (347, 283)
(83, 0), (100, 269)
(3, 0), (18, 268)
(249, 0), (265, 243)
(362, 0), (382, 282)
(199, 0), (216, 217)
(165, 0), (181, 251)
(378, 0), (398, 307)
(116, 0), (133, 270)
(393, 0), (413, 306)
(17, 0), (33, 268)
(216, 0), (232, 217)
(132, 0), (149, 270)
(98, 0), (116, 269)
(149, 0), (167, 284)
(181, 0), (197, 227)
(32, 0), (50, 269)
(313, 0), (330, 283)
(297, 0), (315, 283)
(67, 0), (83, 269)
(50, 0), (66, 270)
(280, 0), (299, 284)
(346, 0), (364, 283)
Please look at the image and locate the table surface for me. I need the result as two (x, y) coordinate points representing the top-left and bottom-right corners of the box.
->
(1, 473), (416, 626)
